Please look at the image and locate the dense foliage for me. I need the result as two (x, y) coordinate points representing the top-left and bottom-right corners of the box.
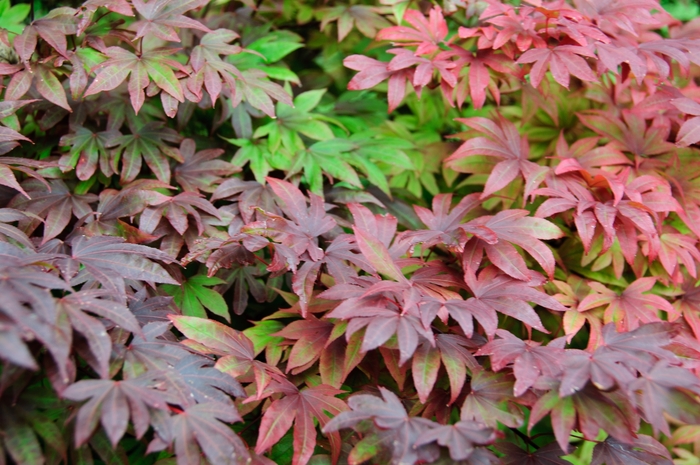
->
(2, 0), (700, 463)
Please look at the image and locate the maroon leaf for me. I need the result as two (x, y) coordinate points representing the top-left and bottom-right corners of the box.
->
(477, 331), (565, 396)
(497, 443), (571, 465)
(414, 420), (496, 461)
(174, 139), (237, 193)
(167, 402), (249, 465)
(63, 374), (168, 447)
(590, 435), (672, 465)
(9, 179), (95, 244)
(461, 369), (525, 428)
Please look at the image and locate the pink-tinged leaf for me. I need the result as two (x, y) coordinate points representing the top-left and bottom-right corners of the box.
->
(677, 116), (700, 147)
(256, 383), (346, 465)
(0, 126), (31, 144)
(484, 241), (530, 281)
(255, 395), (297, 455)
(483, 159), (520, 197)
(463, 210), (562, 279)
(344, 55), (392, 90)
(461, 369), (524, 428)
(517, 46), (596, 89)
(169, 315), (255, 361)
(437, 334), (478, 404)
(353, 226), (406, 282)
(35, 65), (70, 111)
(412, 342), (440, 403)
(320, 338), (345, 388)
(671, 98), (700, 116)
(266, 177), (308, 224)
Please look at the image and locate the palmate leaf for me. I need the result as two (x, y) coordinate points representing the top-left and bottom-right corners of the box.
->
(216, 264), (267, 316)
(131, 0), (210, 42)
(461, 369), (525, 429)
(413, 421), (496, 462)
(169, 315), (280, 400)
(162, 275), (230, 321)
(58, 290), (143, 379)
(187, 30), (292, 117)
(630, 361), (700, 436)
(496, 443), (571, 465)
(59, 128), (119, 180)
(319, 5), (391, 41)
(9, 179), (96, 244)
(68, 235), (177, 298)
(139, 191), (221, 236)
(247, 177), (336, 275)
(326, 297), (434, 366)
(577, 278), (676, 332)
(457, 267), (566, 336)
(166, 402), (249, 465)
(13, 7), (77, 62)
(461, 210), (564, 280)
(446, 116), (549, 200)
(517, 45), (597, 89)
(286, 139), (364, 195)
(169, 354), (245, 407)
(578, 111), (675, 161)
(254, 89), (336, 153)
(375, 7), (449, 56)
(255, 379), (347, 465)
(62, 373), (169, 447)
(529, 385), (639, 452)
(477, 331), (565, 397)
(78, 180), (172, 240)
(85, 47), (187, 115)
(174, 138), (237, 194)
(5, 62), (72, 111)
(403, 193), (481, 249)
(590, 435), (672, 465)
(105, 121), (183, 183)
(323, 387), (439, 465)
(274, 315), (334, 374)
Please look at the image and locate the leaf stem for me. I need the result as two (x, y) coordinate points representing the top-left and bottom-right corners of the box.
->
(510, 428), (539, 452)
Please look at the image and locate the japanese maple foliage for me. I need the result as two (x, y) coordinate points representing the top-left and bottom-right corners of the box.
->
(2, 0), (700, 464)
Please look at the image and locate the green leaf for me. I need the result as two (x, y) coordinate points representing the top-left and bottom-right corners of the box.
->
(243, 320), (285, 356)
(348, 434), (381, 464)
(2, 412), (44, 465)
(247, 31), (304, 63)
(162, 275), (230, 322)
(260, 66), (300, 84)
(293, 89), (326, 113)
(268, 430), (295, 465)
(0, 1), (30, 34)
